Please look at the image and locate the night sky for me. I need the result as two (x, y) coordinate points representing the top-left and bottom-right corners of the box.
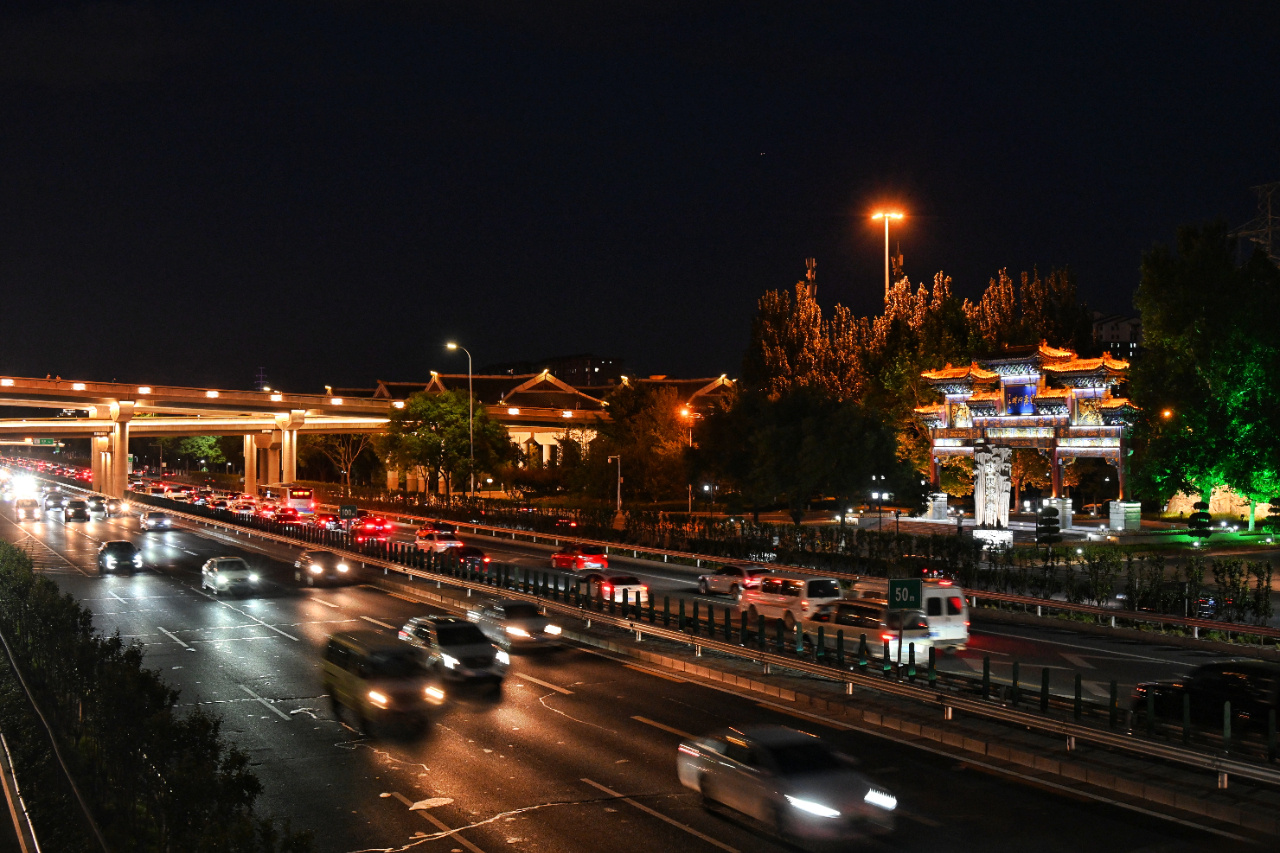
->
(2, 1), (1277, 392)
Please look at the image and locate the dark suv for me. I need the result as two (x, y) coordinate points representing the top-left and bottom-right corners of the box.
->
(1133, 661), (1280, 733)
(294, 550), (356, 586)
(97, 541), (142, 575)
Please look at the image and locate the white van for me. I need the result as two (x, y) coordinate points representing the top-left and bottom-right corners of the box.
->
(737, 574), (843, 628)
(847, 578), (969, 651)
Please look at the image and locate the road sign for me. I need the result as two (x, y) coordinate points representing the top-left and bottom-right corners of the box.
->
(34, 439), (59, 446)
(339, 504), (359, 520)
(887, 578), (922, 610)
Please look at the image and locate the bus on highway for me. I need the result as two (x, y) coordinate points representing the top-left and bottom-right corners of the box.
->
(257, 484), (317, 514)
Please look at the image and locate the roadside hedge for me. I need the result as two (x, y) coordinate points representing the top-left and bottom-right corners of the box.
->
(0, 542), (311, 853)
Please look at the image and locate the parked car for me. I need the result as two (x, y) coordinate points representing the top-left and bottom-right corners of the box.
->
(1133, 661), (1280, 734)
(200, 557), (260, 595)
(551, 544), (608, 571)
(469, 600), (563, 650)
(322, 631), (443, 735)
(398, 615), (507, 694)
(294, 550), (356, 586)
(578, 573), (648, 606)
(676, 726), (896, 843)
(139, 511), (174, 531)
(697, 565), (772, 599)
(97, 540), (142, 575)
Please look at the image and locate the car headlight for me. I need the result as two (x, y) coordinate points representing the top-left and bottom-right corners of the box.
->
(217, 575), (227, 585)
(105, 557), (117, 567)
(133, 555), (142, 565)
(249, 573), (259, 583)
(863, 789), (897, 811)
(310, 565), (323, 574)
(336, 564), (348, 572)
(505, 626), (530, 638)
(441, 654), (459, 669)
(495, 649), (510, 666)
(367, 690), (389, 709)
(425, 685), (445, 702)
(786, 796), (841, 819)
(544, 624), (562, 635)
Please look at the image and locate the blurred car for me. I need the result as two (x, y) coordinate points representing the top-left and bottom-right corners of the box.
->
(104, 498), (126, 516)
(323, 631), (443, 735)
(64, 499), (90, 521)
(398, 615), (508, 694)
(416, 520), (456, 534)
(294, 550), (355, 586)
(1133, 660), (1280, 733)
(200, 557), (260, 595)
(85, 495), (107, 513)
(415, 530), (464, 553)
(453, 545), (491, 572)
(230, 502), (256, 516)
(579, 572), (648, 605)
(312, 513), (342, 530)
(97, 540), (142, 575)
(352, 518), (391, 544)
(257, 503), (279, 520)
(470, 599), (563, 650)
(697, 565), (772, 599)
(211, 499), (230, 511)
(14, 498), (40, 520)
(42, 493), (67, 513)
(139, 511), (173, 531)
(676, 726), (896, 842)
(551, 544), (608, 570)
(276, 507), (304, 526)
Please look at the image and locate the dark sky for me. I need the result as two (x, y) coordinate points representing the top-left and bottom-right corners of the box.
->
(2, 1), (1277, 392)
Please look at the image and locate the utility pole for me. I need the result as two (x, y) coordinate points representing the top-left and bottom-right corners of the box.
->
(607, 455), (621, 514)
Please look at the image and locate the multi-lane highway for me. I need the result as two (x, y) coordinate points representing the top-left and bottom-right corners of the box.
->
(0, 501), (1247, 852)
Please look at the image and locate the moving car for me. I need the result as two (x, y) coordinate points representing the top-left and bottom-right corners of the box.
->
(97, 540), (142, 575)
(804, 600), (939, 656)
(414, 530), (464, 553)
(1133, 660), (1280, 733)
(676, 726), (896, 843)
(470, 600), (563, 650)
(294, 550), (355, 586)
(139, 511), (174, 531)
(551, 544), (608, 570)
(738, 574), (844, 629)
(200, 557), (260, 595)
(14, 498), (40, 520)
(697, 565), (772, 599)
(312, 513), (342, 530)
(230, 502), (256, 516)
(64, 499), (90, 521)
(276, 507), (304, 526)
(398, 615), (508, 694)
(579, 573), (649, 606)
(453, 545), (491, 573)
(847, 579), (969, 651)
(352, 518), (391, 545)
(322, 630), (444, 735)
(42, 493), (67, 513)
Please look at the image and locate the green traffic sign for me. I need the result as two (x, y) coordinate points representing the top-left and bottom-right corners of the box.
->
(34, 439), (59, 446)
(888, 578), (922, 610)
(339, 504), (359, 520)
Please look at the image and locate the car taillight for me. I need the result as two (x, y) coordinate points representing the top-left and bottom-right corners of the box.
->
(602, 584), (612, 593)
(938, 580), (952, 586)
(398, 630), (409, 641)
(881, 632), (895, 642)
(483, 557), (491, 563)
(800, 599), (809, 608)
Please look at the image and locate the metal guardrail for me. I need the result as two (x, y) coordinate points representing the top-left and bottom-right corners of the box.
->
(86, 491), (1280, 790)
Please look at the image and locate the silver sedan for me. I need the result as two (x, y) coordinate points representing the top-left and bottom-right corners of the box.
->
(469, 600), (564, 650)
(676, 726), (896, 844)
(697, 565), (772, 599)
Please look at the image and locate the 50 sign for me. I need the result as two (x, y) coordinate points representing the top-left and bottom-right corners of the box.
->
(887, 578), (922, 611)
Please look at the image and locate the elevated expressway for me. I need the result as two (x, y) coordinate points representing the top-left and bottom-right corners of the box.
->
(0, 375), (391, 496)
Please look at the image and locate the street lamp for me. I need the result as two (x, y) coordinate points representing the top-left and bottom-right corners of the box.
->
(680, 407), (694, 514)
(871, 211), (904, 302)
(607, 455), (622, 514)
(445, 342), (474, 498)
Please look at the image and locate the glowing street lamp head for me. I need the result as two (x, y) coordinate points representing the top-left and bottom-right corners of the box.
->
(1161, 409), (1173, 419)
(872, 211), (904, 221)
(445, 342), (458, 350)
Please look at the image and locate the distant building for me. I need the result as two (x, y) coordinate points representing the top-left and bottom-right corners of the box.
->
(1092, 312), (1141, 359)
(480, 354), (624, 387)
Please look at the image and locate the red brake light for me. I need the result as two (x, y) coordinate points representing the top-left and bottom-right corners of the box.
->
(881, 633), (895, 642)
(482, 557), (491, 563)
(800, 600), (809, 608)
(938, 580), (952, 586)
(602, 584), (612, 593)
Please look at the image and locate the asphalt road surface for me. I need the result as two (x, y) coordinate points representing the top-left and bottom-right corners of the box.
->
(0, 503), (1249, 853)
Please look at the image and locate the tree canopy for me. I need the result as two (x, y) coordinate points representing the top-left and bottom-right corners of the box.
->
(379, 390), (517, 496)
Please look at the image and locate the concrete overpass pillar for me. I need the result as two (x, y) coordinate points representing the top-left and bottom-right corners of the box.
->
(108, 401), (134, 498)
(281, 429), (297, 483)
(267, 445), (281, 485)
(91, 434), (109, 493)
(243, 434), (258, 496)
(386, 466), (400, 491)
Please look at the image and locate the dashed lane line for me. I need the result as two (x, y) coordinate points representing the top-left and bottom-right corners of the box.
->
(157, 627), (194, 651)
(238, 684), (291, 721)
(630, 715), (693, 740)
(388, 791), (487, 853)
(360, 615), (398, 631)
(580, 778), (738, 853)
(515, 672), (573, 695)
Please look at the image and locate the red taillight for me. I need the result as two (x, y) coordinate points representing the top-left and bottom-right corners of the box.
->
(964, 621), (970, 627)
(602, 584), (612, 594)
(881, 633), (895, 642)
(800, 600), (809, 608)
(398, 630), (409, 640)
(938, 580), (953, 586)
(482, 557), (491, 563)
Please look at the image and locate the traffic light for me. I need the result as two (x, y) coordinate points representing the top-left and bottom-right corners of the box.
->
(1186, 500), (1213, 542)
(1036, 504), (1061, 545)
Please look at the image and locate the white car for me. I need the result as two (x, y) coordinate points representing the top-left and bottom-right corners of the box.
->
(201, 557), (260, 595)
(415, 530), (464, 553)
(676, 726), (896, 843)
(139, 511), (174, 531)
(580, 573), (649, 605)
(230, 502), (256, 516)
(697, 565), (772, 599)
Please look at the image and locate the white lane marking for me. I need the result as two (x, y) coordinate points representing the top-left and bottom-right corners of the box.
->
(580, 778), (738, 853)
(631, 715), (693, 740)
(197, 591), (300, 641)
(1061, 653), (1096, 670)
(182, 548), (199, 556)
(977, 629), (1195, 665)
(310, 596), (340, 609)
(108, 591), (127, 603)
(157, 627), (193, 650)
(360, 615), (398, 631)
(238, 684), (291, 720)
(389, 791), (486, 853)
(516, 672), (573, 695)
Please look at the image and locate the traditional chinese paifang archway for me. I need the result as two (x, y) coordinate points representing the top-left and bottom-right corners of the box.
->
(914, 342), (1137, 499)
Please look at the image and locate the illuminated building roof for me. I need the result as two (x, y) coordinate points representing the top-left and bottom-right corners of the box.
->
(920, 362), (999, 383)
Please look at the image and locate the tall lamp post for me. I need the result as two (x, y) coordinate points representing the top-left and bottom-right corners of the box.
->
(871, 211), (904, 302)
(607, 455), (621, 514)
(445, 342), (474, 498)
(680, 407), (693, 515)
